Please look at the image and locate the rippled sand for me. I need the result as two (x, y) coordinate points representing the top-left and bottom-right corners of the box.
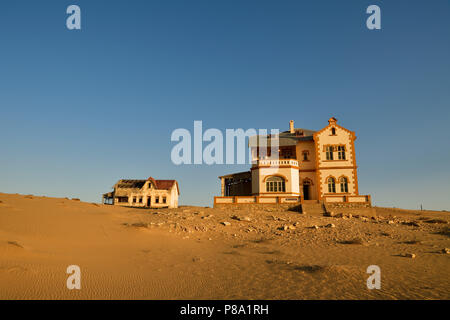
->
(0, 193), (449, 299)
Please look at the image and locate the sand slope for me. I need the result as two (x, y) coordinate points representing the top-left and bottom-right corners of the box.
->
(0, 193), (449, 299)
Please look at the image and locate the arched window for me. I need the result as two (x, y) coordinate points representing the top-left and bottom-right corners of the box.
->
(327, 177), (336, 193)
(331, 127), (336, 135)
(266, 176), (286, 193)
(340, 177), (349, 193)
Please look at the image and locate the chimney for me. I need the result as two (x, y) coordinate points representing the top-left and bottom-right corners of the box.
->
(289, 120), (295, 134)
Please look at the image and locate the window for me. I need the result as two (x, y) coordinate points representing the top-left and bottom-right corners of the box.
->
(138, 197), (143, 203)
(340, 177), (349, 193)
(328, 177), (336, 193)
(337, 146), (346, 160)
(162, 197), (167, 204)
(155, 197), (159, 204)
(133, 197), (137, 203)
(302, 151), (309, 161)
(280, 147), (294, 159)
(326, 146), (334, 160)
(266, 176), (286, 193)
(118, 197), (128, 203)
(331, 127), (336, 135)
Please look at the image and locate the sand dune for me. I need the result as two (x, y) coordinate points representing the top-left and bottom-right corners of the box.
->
(0, 192), (449, 299)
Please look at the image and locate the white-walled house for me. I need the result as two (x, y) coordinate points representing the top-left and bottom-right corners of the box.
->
(103, 177), (179, 208)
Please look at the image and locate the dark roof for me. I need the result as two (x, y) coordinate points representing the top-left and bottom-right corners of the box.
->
(249, 128), (316, 147)
(218, 171), (251, 179)
(153, 179), (178, 191)
(116, 180), (146, 189)
(114, 178), (179, 193)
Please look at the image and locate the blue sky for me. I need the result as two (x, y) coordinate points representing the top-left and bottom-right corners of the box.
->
(0, 0), (449, 210)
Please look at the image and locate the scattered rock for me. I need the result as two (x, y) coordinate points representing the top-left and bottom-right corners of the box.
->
(402, 240), (421, 245)
(231, 215), (251, 222)
(339, 238), (364, 245)
(387, 220), (395, 225)
(325, 223), (335, 228)
(7, 241), (24, 248)
(424, 219), (447, 224)
(72, 198), (80, 201)
(442, 248), (450, 254)
(130, 222), (148, 228)
(192, 257), (203, 262)
(221, 221), (231, 226)
(310, 225), (319, 230)
(402, 221), (420, 227)
(402, 253), (416, 259)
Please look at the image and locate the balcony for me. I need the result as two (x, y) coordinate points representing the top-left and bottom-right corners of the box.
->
(252, 159), (299, 167)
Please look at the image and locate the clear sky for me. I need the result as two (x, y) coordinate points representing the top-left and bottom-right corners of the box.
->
(1, 0), (449, 210)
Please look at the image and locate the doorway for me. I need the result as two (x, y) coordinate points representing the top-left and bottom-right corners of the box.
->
(147, 197), (151, 207)
(303, 180), (312, 200)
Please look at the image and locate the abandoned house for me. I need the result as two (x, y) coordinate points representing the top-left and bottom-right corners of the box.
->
(102, 177), (179, 208)
(215, 117), (371, 206)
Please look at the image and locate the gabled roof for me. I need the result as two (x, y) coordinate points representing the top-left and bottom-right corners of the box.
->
(313, 117), (356, 140)
(147, 177), (180, 195)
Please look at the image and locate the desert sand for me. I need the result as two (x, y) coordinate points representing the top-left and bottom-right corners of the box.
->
(0, 192), (449, 300)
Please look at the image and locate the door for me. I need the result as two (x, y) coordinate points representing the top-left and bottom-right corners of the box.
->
(303, 184), (310, 200)
(147, 197), (151, 207)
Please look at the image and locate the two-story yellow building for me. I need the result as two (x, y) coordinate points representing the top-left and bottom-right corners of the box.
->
(215, 118), (370, 206)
